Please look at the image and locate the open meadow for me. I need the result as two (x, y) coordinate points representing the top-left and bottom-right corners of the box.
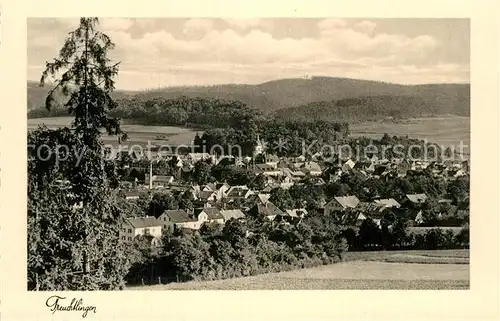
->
(27, 117), (199, 147)
(127, 249), (469, 290)
(28, 116), (470, 154)
(350, 116), (470, 156)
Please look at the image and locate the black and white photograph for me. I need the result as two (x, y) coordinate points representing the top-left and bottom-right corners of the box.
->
(25, 17), (472, 291)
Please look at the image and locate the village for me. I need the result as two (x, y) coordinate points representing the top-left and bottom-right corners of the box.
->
(117, 136), (470, 247)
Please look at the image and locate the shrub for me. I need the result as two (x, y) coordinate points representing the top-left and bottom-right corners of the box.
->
(423, 228), (447, 250)
(454, 224), (470, 248)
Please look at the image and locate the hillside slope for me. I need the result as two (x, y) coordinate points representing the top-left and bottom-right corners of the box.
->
(273, 93), (470, 122)
(27, 77), (470, 119)
(27, 81), (133, 111)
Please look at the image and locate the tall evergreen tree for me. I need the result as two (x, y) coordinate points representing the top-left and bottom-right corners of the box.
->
(28, 18), (130, 290)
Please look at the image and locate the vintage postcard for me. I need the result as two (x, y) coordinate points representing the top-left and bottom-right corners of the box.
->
(0, 0), (499, 320)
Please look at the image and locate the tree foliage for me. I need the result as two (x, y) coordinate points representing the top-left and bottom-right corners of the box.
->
(28, 18), (129, 290)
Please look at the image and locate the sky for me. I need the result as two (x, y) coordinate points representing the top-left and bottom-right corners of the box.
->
(27, 18), (470, 91)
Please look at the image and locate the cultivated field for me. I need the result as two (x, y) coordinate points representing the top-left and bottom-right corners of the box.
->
(27, 117), (199, 147)
(350, 116), (470, 156)
(127, 249), (469, 290)
(29, 116), (470, 154)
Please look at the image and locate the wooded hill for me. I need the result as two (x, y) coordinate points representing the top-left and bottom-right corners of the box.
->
(27, 76), (470, 122)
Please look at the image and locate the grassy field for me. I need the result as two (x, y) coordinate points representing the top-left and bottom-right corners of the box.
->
(127, 249), (469, 290)
(350, 116), (470, 156)
(344, 249), (469, 265)
(27, 117), (199, 147)
(28, 116), (469, 154)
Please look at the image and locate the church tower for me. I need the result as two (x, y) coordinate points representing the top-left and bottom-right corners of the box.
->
(253, 134), (264, 156)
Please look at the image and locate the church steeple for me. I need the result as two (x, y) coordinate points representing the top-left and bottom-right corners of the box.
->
(253, 134), (264, 156)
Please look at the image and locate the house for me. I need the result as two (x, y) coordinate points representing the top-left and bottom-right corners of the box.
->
(247, 193), (271, 206)
(226, 185), (254, 201)
(145, 174), (174, 188)
(120, 216), (163, 244)
(264, 154), (280, 168)
(192, 199), (215, 209)
(413, 210), (424, 224)
(248, 202), (286, 221)
(309, 177), (326, 186)
(201, 183), (217, 192)
(294, 155), (306, 162)
(130, 159), (151, 171)
(328, 166), (343, 182)
(300, 161), (322, 176)
(390, 158), (404, 165)
(279, 182), (294, 190)
(358, 201), (386, 213)
(448, 169), (467, 179)
(213, 183), (231, 200)
(378, 158), (390, 165)
(399, 159), (411, 170)
(437, 204), (459, 219)
(220, 209), (246, 222)
(461, 160), (470, 173)
(274, 175), (287, 184)
(456, 209), (470, 221)
(194, 207), (225, 224)
(374, 198), (401, 209)
(230, 157), (244, 167)
(215, 155), (236, 166)
(339, 202), (385, 227)
(261, 184), (274, 193)
(342, 159), (356, 172)
(311, 152), (324, 161)
(174, 158), (184, 168)
(410, 160), (428, 171)
(122, 190), (145, 200)
(317, 197), (327, 210)
(353, 161), (371, 172)
(254, 164), (282, 177)
(285, 208), (308, 218)
(324, 195), (360, 215)
(341, 211), (370, 227)
(282, 168), (306, 182)
(352, 202), (387, 227)
(188, 153), (214, 163)
(372, 165), (390, 177)
(406, 193), (428, 204)
(199, 190), (218, 202)
(159, 209), (201, 230)
(184, 186), (200, 200)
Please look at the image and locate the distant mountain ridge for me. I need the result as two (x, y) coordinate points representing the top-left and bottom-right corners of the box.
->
(27, 76), (470, 120)
(273, 93), (470, 122)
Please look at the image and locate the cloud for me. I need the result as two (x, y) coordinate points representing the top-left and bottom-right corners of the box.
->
(354, 20), (377, 34)
(315, 19), (440, 65)
(317, 18), (347, 31)
(182, 18), (214, 37)
(100, 18), (134, 31)
(27, 18), (467, 90)
(133, 18), (157, 29)
(223, 19), (273, 31)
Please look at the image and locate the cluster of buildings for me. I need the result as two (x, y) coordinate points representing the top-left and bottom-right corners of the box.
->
(120, 184), (467, 247)
(124, 148), (469, 191)
(120, 182), (309, 245)
(117, 140), (470, 246)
